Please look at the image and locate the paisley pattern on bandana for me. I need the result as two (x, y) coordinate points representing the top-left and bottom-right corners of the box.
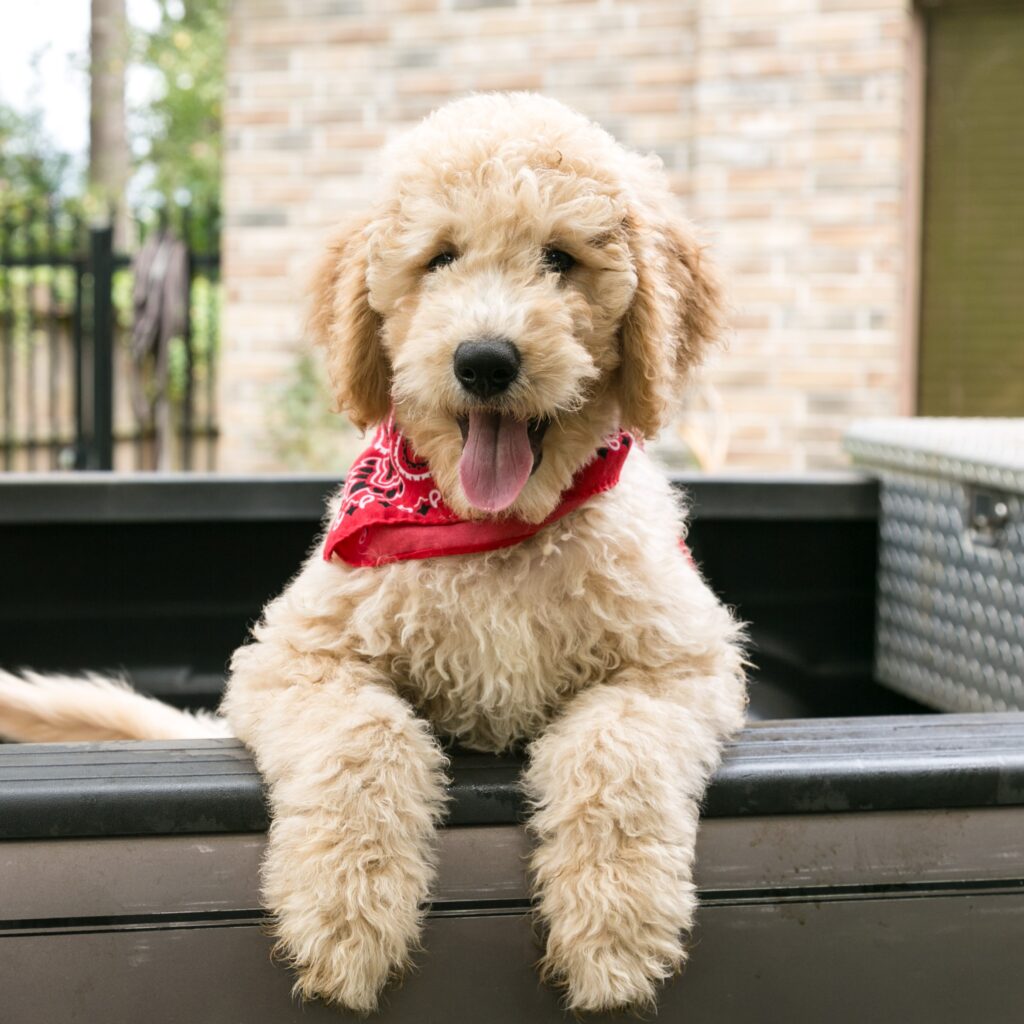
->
(335, 413), (449, 520)
(323, 413), (635, 567)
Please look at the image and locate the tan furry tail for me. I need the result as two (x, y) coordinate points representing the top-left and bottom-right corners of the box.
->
(0, 670), (231, 743)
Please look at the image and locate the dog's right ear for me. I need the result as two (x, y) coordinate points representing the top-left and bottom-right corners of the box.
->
(306, 214), (390, 430)
(617, 206), (724, 440)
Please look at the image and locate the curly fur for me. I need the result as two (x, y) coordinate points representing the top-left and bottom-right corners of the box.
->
(0, 93), (746, 1014)
(0, 670), (228, 742)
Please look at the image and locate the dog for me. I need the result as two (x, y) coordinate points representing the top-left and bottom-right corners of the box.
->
(0, 93), (746, 1014)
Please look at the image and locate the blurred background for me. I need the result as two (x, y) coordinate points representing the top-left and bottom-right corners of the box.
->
(0, 0), (1020, 475)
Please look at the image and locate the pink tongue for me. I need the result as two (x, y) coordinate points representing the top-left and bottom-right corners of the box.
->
(459, 411), (534, 512)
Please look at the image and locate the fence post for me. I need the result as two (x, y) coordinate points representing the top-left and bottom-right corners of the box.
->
(181, 204), (195, 471)
(89, 226), (115, 470)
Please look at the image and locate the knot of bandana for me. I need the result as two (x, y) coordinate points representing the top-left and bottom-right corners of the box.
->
(323, 414), (635, 567)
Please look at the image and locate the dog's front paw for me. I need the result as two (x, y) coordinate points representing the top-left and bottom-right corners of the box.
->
(275, 913), (399, 1014)
(263, 814), (428, 1013)
(536, 856), (694, 1013)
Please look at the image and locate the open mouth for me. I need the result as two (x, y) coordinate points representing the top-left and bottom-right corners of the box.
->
(456, 413), (550, 513)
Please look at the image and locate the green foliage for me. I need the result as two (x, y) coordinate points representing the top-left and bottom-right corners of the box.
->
(172, 272), (219, 402)
(268, 352), (365, 473)
(110, 266), (219, 403)
(1, 5), (229, 241)
(132, 0), (226, 226)
(0, 98), (85, 272)
(0, 102), (74, 205)
(0, 88), (85, 249)
(1, 0), (230, 213)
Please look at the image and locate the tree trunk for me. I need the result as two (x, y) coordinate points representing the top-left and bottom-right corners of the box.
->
(89, 0), (130, 250)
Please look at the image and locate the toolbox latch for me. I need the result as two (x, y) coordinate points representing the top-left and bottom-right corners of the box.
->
(967, 487), (1010, 548)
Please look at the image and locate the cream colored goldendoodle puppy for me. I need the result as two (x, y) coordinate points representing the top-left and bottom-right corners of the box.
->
(0, 93), (746, 1014)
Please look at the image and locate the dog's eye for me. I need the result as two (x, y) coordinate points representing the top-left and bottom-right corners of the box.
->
(426, 251), (456, 272)
(542, 247), (576, 275)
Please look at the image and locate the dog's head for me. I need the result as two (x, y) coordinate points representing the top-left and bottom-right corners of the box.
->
(308, 93), (723, 522)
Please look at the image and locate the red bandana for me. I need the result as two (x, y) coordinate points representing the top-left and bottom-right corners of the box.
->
(323, 414), (635, 567)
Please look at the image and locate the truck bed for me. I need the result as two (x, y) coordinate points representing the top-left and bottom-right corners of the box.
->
(2, 474), (1022, 1022)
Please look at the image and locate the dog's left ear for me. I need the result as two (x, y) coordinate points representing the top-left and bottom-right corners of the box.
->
(617, 205), (724, 439)
(306, 213), (391, 430)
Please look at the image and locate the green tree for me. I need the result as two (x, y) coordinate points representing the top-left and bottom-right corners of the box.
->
(0, 94), (84, 262)
(0, 101), (75, 206)
(132, 0), (226, 230)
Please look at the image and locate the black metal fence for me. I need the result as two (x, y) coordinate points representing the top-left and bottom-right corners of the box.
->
(0, 203), (220, 471)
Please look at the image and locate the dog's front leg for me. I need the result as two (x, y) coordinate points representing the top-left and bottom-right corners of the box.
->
(525, 675), (743, 1013)
(224, 664), (448, 1012)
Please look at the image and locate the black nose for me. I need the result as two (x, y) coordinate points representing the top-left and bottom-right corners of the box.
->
(453, 338), (521, 398)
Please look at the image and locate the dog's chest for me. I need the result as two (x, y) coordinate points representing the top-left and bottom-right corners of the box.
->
(366, 528), (626, 751)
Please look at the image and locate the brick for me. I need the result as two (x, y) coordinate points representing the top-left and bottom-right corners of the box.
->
(610, 90), (683, 115)
(228, 208), (290, 228)
(784, 13), (884, 47)
(394, 71), (462, 96)
(473, 70), (545, 91)
(394, 46), (440, 68)
(320, 128), (389, 149)
(633, 62), (697, 87)
(246, 20), (388, 45)
(473, 11), (547, 37)
(533, 38), (601, 60)
(725, 448), (802, 471)
(637, 8), (697, 30)
(217, 0), (914, 472)
(453, 0), (517, 9)
(392, 0), (440, 11)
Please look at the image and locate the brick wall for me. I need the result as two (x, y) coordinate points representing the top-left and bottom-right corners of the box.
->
(221, 0), (915, 472)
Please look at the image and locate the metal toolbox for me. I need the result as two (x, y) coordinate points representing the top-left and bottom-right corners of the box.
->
(845, 418), (1024, 711)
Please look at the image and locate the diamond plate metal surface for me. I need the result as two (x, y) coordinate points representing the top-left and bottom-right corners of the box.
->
(846, 420), (1024, 712)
